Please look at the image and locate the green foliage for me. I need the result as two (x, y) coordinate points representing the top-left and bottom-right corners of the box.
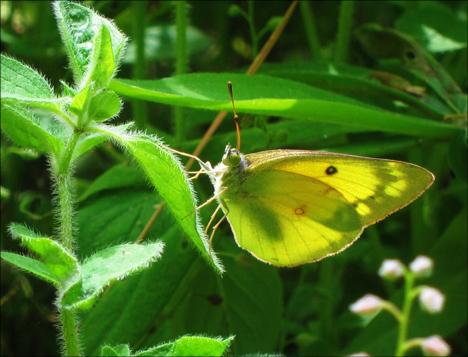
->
(1, 1), (466, 356)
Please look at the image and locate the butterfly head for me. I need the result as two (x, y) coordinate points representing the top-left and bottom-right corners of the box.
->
(222, 143), (242, 168)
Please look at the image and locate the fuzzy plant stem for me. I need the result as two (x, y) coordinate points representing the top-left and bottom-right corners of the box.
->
(56, 130), (82, 356)
(57, 130), (81, 252)
(61, 308), (81, 356)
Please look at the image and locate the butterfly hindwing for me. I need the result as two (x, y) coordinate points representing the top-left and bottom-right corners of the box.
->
(222, 169), (364, 266)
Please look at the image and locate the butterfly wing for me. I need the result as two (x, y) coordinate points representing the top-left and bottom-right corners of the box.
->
(220, 150), (434, 267)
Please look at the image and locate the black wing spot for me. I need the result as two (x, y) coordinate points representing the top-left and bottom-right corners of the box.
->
(326, 166), (338, 175)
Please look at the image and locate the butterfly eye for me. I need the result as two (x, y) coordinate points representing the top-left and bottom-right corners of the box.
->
(222, 150), (241, 167)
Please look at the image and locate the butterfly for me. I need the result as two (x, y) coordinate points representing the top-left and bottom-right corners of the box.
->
(203, 143), (434, 267)
(189, 82), (435, 267)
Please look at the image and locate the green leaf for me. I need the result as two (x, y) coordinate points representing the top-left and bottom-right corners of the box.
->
(85, 25), (116, 89)
(0, 251), (59, 285)
(134, 336), (234, 357)
(88, 90), (121, 122)
(61, 242), (164, 310)
(53, 1), (127, 87)
(108, 73), (461, 138)
(101, 344), (130, 356)
(69, 85), (91, 117)
(256, 61), (453, 118)
(100, 346), (119, 357)
(8, 223), (79, 283)
(0, 55), (62, 112)
(1, 103), (64, 156)
(395, 2), (467, 53)
(103, 132), (224, 274)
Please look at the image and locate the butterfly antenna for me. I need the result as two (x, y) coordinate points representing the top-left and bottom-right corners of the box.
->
(228, 81), (241, 151)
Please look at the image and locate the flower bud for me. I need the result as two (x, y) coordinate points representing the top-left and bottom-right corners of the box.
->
(410, 256), (433, 277)
(421, 335), (451, 356)
(347, 353), (370, 357)
(419, 287), (445, 314)
(378, 259), (404, 280)
(350, 294), (382, 321)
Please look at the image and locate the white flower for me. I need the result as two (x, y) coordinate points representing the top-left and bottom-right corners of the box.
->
(379, 259), (404, 280)
(347, 353), (371, 357)
(422, 335), (451, 356)
(419, 287), (445, 314)
(350, 294), (382, 321)
(410, 256), (434, 277)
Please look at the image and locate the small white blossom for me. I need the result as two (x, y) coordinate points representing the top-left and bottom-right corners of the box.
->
(379, 259), (404, 280)
(419, 287), (445, 314)
(347, 353), (371, 357)
(350, 294), (383, 321)
(410, 256), (434, 277)
(422, 335), (451, 356)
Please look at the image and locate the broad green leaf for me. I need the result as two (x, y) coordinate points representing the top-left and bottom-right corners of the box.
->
(53, 1), (127, 87)
(0, 55), (62, 112)
(8, 223), (79, 282)
(1, 103), (64, 156)
(98, 131), (223, 273)
(0, 251), (59, 285)
(108, 73), (461, 138)
(256, 61), (453, 118)
(134, 336), (234, 357)
(61, 242), (164, 310)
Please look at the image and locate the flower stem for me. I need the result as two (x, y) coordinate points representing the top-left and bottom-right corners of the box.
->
(395, 271), (416, 356)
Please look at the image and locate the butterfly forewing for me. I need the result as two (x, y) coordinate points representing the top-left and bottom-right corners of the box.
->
(218, 150), (434, 267)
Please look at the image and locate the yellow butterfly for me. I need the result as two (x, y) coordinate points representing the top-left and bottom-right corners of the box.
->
(191, 83), (435, 267)
(205, 143), (434, 267)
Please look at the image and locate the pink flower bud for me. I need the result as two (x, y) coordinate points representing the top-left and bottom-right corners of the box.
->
(419, 287), (445, 314)
(350, 294), (382, 321)
(422, 335), (451, 356)
(410, 256), (434, 277)
(379, 259), (404, 279)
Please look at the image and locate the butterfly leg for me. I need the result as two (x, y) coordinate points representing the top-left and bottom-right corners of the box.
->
(204, 204), (222, 260)
(185, 170), (205, 181)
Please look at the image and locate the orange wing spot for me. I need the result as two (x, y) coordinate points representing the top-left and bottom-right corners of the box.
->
(294, 204), (307, 216)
